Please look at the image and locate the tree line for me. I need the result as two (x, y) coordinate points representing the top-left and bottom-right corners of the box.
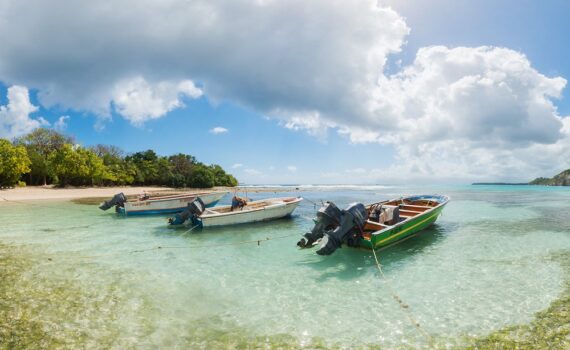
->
(0, 128), (238, 188)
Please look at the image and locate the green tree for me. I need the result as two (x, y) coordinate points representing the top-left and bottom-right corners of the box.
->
(169, 153), (195, 187)
(126, 150), (161, 185)
(209, 164), (238, 186)
(0, 139), (31, 187)
(156, 157), (173, 185)
(189, 164), (215, 188)
(48, 144), (89, 186)
(16, 128), (73, 185)
(90, 145), (135, 185)
(49, 146), (108, 186)
(79, 147), (107, 186)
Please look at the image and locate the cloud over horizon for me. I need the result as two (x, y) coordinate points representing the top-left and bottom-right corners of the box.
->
(0, 0), (568, 180)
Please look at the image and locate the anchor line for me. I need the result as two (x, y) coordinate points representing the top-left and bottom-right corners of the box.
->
(370, 247), (434, 345)
(301, 197), (324, 209)
(31, 232), (301, 260)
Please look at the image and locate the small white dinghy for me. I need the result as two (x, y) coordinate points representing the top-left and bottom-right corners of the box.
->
(99, 191), (228, 215)
(169, 196), (303, 228)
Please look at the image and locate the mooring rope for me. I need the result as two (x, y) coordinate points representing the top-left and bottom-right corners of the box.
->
(181, 223), (201, 235)
(301, 197), (324, 209)
(37, 232), (302, 260)
(370, 247), (434, 345)
(127, 232), (300, 254)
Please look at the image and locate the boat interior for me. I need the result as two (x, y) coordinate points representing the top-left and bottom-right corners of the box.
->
(362, 198), (440, 234)
(136, 192), (216, 202)
(204, 197), (298, 214)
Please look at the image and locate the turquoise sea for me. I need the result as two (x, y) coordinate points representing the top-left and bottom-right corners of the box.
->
(1, 185), (569, 349)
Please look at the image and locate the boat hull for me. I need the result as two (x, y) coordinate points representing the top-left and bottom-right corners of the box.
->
(121, 191), (227, 216)
(200, 197), (302, 227)
(360, 195), (448, 250)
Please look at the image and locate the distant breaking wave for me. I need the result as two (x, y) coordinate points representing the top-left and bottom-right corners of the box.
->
(239, 184), (396, 191)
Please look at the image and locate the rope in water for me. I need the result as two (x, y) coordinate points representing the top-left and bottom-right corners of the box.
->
(301, 197), (323, 208)
(37, 232), (302, 260)
(128, 232), (300, 254)
(370, 247), (434, 345)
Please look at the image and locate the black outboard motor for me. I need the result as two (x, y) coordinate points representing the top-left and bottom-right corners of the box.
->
(316, 203), (367, 255)
(297, 202), (342, 248)
(99, 192), (127, 211)
(168, 197), (206, 226)
(298, 202), (368, 255)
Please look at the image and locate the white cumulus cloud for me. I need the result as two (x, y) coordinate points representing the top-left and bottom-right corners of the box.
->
(287, 165), (297, 172)
(112, 77), (202, 125)
(210, 127), (228, 134)
(53, 115), (70, 131)
(367, 46), (568, 181)
(0, 85), (43, 139)
(374, 46), (565, 145)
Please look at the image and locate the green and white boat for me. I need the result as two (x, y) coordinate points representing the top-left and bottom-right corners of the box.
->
(298, 194), (449, 255)
(360, 194), (449, 250)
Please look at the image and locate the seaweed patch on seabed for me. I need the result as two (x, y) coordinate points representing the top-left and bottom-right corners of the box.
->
(0, 243), (402, 350)
(0, 244), (154, 349)
(0, 243), (339, 349)
(456, 251), (570, 350)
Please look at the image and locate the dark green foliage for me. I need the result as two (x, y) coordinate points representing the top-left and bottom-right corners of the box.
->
(189, 164), (216, 188)
(529, 169), (570, 186)
(168, 173), (187, 188)
(4, 130), (238, 188)
(168, 153), (195, 186)
(210, 164), (238, 187)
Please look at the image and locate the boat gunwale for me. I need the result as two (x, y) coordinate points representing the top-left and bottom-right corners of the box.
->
(369, 195), (449, 237)
(126, 191), (228, 205)
(201, 197), (303, 218)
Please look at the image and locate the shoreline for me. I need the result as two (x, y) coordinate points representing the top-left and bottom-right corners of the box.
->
(0, 185), (297, 202)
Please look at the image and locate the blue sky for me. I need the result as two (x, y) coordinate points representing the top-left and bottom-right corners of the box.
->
(1, 0), (569, 184)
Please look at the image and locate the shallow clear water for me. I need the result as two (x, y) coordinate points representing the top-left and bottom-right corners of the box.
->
(1, 185), (569, 348)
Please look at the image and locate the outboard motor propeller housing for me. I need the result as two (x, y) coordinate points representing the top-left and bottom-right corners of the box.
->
(99, 192), (127, 211)
(169, 197), (206, 226)
(316, 202), (367, 255)
(297, 201), (342, 248)
(298, 202), (368, 255)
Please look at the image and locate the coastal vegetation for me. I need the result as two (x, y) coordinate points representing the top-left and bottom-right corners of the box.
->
(0, 139), (30, 188)
(472, 169), (570, 186)
(0, 128), (237, 188)
(529, 169), (570, 186)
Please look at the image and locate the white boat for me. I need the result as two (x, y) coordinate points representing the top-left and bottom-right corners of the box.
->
(169, 197), (303, 227)
(99, 191), (228, 215)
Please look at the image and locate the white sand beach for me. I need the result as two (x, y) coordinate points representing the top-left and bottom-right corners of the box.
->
(0, 185), (294, 202)
(0, 186), (203, 201)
